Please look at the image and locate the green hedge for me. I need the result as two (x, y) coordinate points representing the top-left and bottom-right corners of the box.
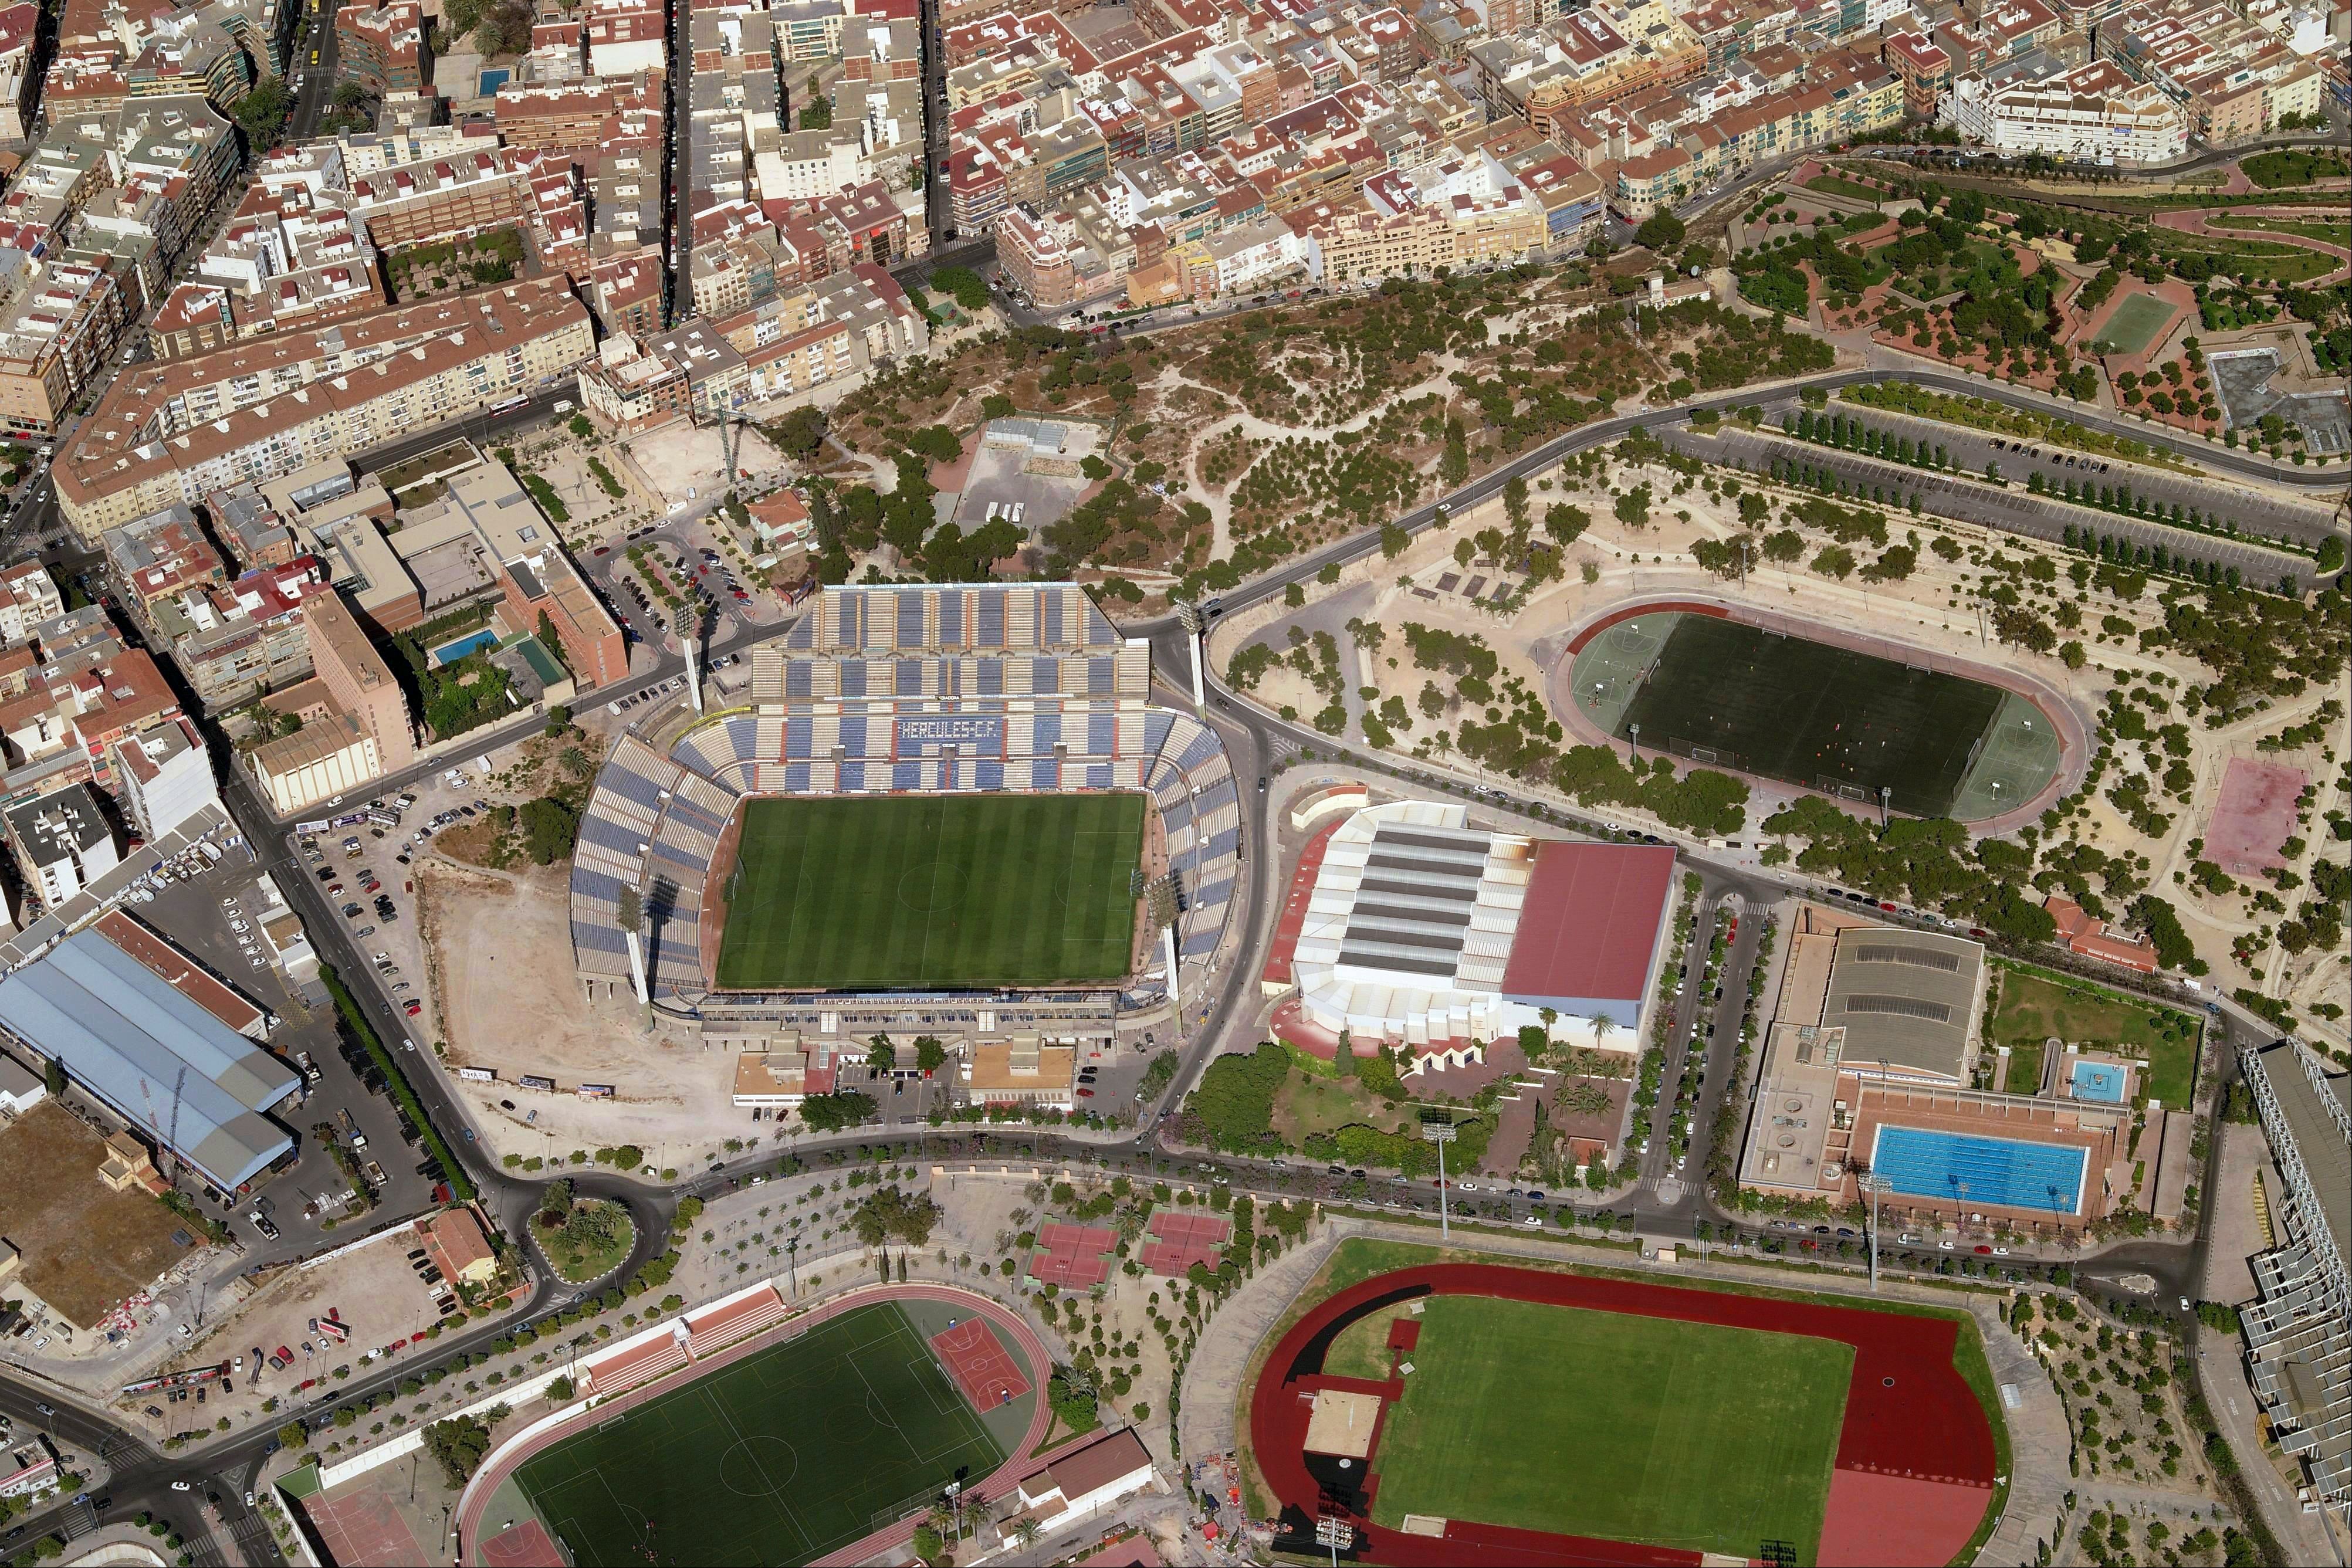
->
(320, 964), (476, 1201)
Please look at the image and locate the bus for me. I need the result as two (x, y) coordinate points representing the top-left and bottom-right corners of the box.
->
(489, 394), (529, 415)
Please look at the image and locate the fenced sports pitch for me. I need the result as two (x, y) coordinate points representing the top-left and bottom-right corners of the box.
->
(714, 793), (1143, 990)
(1575, 612), (2045, 819)
(509, 1302), (1004, 1566)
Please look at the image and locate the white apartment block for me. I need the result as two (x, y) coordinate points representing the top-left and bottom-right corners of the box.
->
(1946, 59), (2191, 162)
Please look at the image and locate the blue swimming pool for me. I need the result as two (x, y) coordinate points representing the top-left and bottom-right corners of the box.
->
(2070, 1061), (2127, 1103)
(431, 629), (499, 666)
(1872, 1123), (2087, 1214)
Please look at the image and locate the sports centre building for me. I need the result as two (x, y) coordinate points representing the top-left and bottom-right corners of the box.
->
(1740, 903), (2134, 1236)
(567, 584), (1238, 1086)
(1260, 799), (1678, 1070)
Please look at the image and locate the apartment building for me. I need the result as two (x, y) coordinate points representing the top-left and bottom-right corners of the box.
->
(55, 279), (595, 537)
(4, 783), (119, 906)
(2235, 1038), (2350, 1506)
(336, 1), (428, 96)
(0, 4), (41, 143)
(1947, 56), (2191, 160)
(148, 556), (330, 712)
(0, 259), (131, 437)
(2101, 0), (2328, 137)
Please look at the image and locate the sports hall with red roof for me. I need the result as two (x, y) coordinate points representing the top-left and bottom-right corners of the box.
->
(1270, 800), (1673, 1072)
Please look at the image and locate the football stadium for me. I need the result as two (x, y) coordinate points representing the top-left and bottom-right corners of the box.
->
(568, 584), (1236, 1073)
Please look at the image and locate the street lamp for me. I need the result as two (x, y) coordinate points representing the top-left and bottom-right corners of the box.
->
(1862, 1173), (1891, 1292)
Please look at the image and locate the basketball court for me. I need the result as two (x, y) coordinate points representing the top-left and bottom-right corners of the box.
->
(1138, 1211), (1231, 1279)
(300, 1478), (429, 1568)
(1030, 1222), (1117, 1288)
(478, 1520), (567, 1568)
(930, 1316), (1033, 1410)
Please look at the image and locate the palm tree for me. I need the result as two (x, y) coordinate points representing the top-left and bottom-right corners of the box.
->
(1590, 1014), (1619, 1051)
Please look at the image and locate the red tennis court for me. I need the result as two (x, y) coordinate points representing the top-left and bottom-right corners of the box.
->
(1139, 1210), (1230, 1278)
(2207, 758), (2306, 875)
(302, 1482), (428, 1568)
(1030, 1222), (1116, 1288)
(931, 1316), (1033, 1410)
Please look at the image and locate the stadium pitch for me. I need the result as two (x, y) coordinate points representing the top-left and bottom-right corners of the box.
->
(1368, 1295), (1853, 1559)
(715, 793), (1145, 990)
(510, 1303), (1004, 1566)
(1602, 614), (2009, 817)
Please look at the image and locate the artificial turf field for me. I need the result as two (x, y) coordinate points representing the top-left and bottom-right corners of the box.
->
(713, 793), (1143, 990)
(510, 1303), (1004, 1566)
(1609, 613), (2006, 817)
(1368, 1295), (1853, 1560)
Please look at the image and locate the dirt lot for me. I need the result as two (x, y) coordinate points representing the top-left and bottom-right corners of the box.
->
(0, 1101), (195, 1329)
(140, 1221), (485, 1435)
(421, 856), (742, 1171)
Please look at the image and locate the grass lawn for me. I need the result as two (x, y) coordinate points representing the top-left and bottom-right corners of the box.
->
(1988, 966), (2202, 1106)
(1805, 174), (1887, 204)
(513, 1302), (1002, 1565)
(715, 793), (1143, 990)
(536, 1199), (635, 1285)
(1270, 1066), (1396, 1147)
(2096, 292), (2180, 357)
(2241, 149), (2350, 189)
(1370, 1296), (1852, 1559)
(2211, 215), (2352, 246)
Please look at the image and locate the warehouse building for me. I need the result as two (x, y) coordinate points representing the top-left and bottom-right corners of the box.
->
(0, 927), (297, 1190)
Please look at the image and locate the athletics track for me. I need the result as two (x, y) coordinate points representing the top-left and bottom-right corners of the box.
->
(1249, 1262), (1999, 1568)
(455, 1283), (1055, 1568)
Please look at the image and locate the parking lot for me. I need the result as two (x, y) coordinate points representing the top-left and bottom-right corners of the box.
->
(121, 837), (439, 1254)
(140, 1220), (499, 1444)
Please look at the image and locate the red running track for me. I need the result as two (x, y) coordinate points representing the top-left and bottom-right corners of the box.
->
(1562, 601), (1728, 656)
(456, 1283), (1054, 1568)
(1249, 1263), (1997, 1567)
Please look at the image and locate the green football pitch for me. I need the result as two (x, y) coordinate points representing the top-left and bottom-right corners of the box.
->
(713, 793), (1144, 990)
(510, 1303), (1005, 1566)
(1368, 1296), (1853, 1560)
(1592, 613), (2009, 817)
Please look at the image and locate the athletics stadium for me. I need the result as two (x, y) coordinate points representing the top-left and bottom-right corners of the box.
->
(567, 584), (1237, 1095)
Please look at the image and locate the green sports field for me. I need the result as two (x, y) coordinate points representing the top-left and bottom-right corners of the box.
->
(1585, 613), (2014, 817)
(714, 793), (1144, 990)
(510, 1303), (1005, 1566)
(1368, 1296), (1853, 1560)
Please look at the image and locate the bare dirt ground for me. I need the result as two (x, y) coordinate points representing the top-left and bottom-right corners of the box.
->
(421, 858), (742, 1172)
(0, 1102), (194, 1329)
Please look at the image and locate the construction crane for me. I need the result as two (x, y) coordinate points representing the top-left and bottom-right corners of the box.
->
(136, 1075), (172, 1184)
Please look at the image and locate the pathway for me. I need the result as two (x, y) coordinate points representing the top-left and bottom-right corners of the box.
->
(2154, 208), (2351, 287)
(1175, 1224), (1350, 1465)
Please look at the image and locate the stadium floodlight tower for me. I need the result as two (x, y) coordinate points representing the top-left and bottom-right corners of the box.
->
(676, 603), (705, 716)
(1315, 1513), (1355, 1567)
(1421, 1113), (1458, 1243)
(1862, 1171), (1892, 1292)
(1174, 599), (1208, 712)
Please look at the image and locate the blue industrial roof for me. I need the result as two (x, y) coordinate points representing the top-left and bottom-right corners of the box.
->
(0, 930), (296, 1189)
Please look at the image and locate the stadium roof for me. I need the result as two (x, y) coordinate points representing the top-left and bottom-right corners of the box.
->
(1819, 927), (1985, 1081)
(0, 929), (296, 1188)
(1500, 842), (1677, 1013)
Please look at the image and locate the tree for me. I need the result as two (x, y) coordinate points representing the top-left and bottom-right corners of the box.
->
(42, 1055), (65, 1097)
(797, 1091), (878, 1133)
(545, 1375), (574, 1402)
(422, 1413), (499, 1488)
(1636, 212), (1686, 252)
(519, 796), (580, 864)
(1762, 529), (1804, 565)
(539, 1178), (575, 1222)
(275, 1421), (307, 1450)
(770, 404), (828, 461)
(868, 1034), (896, 1073)
(852, 1185), (942, 1248)
(914, 1036), (948, 1074)
(233, 79), (293, 148)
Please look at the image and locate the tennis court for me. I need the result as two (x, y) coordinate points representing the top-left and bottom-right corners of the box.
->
(1595, 613), (2009, 817)
(1030, 1222), (1118, 1288)
(300, 1477), (429, 1568)
(511, 1302), (1004, 1566)
(1138, 1211), (1231, 1278)
(1870, 1123), (2088, 1214)
(930, 1316), (1031, 1410)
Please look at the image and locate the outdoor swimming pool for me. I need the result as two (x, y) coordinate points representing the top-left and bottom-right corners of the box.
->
(2070, 1061), (2127, 1103)
(430, 629), (499, 666)
(1872, 1123), (2087, 1215)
